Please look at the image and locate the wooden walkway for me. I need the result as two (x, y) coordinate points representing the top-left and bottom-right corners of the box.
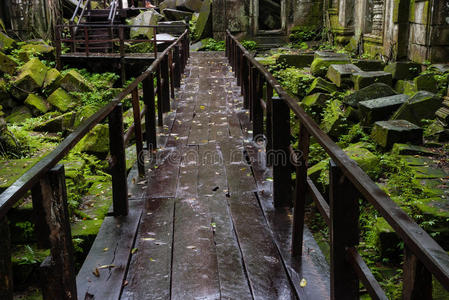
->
(77, 52), (330, 300)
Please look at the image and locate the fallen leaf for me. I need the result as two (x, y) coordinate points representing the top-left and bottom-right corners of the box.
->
(93, 268), (100, 277)
(300, 278), (307, 288)
(131, 248), (138, 254)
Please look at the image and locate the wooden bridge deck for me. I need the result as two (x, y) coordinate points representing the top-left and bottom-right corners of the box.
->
(76, 52), (330, 300)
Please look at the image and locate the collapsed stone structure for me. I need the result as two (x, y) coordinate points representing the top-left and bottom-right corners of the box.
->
(203, 0), (448, 63)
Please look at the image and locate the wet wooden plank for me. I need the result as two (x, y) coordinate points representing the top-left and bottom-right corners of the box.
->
(146, 148), (181, 198)
(171, 147), (221, 300)
(244, 141), (331, 300)
(121, 197), (175, 300)
(198, 143), (253, 299)
(76, 200), (143, 300)
(187, 112), (210, 145)
(220, 138), (295, 299)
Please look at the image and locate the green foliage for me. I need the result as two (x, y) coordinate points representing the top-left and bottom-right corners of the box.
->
(289, 26), (319, 43)
(271, 67), (314, 98)
(241, 40), (257, 51)
(189, 13), (199, 40)
(200, 38), (226, 51)
(15, 221), (35, 241)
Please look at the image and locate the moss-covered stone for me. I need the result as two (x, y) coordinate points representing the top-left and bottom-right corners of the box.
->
(414, 73), (439, 93)
(0, 158), (39, 192)
(306, 77), (337, 95)
(58, 70), (93, 93)
(277, 54), (315, 68)
(5, 106), (32, 123)
(392, 143), (435, 156)
(326, 64), (361, 87)
(394, 80), (416, 96)
(194, 0), (212, 40)
(391, 91), (442, 125)
(352, 59), (386, 71)
(321, 100), (348, 137)
(371, 120), (423, 148)
(77, 124), (109, 156)
(358, 94), (409, 125)
(384, 61), (421, 80)
(47, 88), (75, 112)
(374, 217), (401, 260)
(129, 10), (163, 39)
(33, 112), (76, 133)
(11, 58), (48, 100)
(24, 94), (50, 115)
(343, 83), (397, 107)
(18, 42), (54, 62)
(0, 31), (15, 50)
(352, 71), (393, 90)
(0, 51), (18, 75)
(310, 57), (351, 77)
(43, 68), (62, 92)
(425, 120), (449, 142)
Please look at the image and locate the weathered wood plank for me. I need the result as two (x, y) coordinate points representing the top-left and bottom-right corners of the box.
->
(171, 146), (221, 300)
(198, 143), (253, 299)
(76, 200), (143, 300)
(121, 198), (175, 300)
(244, 141), (331, 300)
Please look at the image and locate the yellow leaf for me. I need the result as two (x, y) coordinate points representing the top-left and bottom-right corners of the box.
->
(93, 268), (100, 277)
(300, 278), (307, 287)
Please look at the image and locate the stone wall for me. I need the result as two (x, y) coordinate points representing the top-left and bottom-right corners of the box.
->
(330, 0), (449, 63)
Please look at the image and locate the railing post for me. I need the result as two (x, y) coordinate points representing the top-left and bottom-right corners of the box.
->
(329, 160), (359, 300)
(156, 66), (164, 126)
(143, 74), (157, 151)
(55, 26), (62, 70)
(153, 27), (158, 58)
(132, 88), (146, 177)
(0, 218), (13, 300)
(239, 51), (244, 91)
(174, 45), (181, 88)
(266, 85), (273, 165)
(40, 165), (77, 300)
(84, 26), (89, 56)
(249, 66), (256, 120)
(31, 182), (51, 248)
(292, 125), (310, 257)
(236, 48), (241, 86)
(243, 57), (249, 109)
(161, 56), (171, 113)
(403, 247), (432, 300)
(119, 27), (126, 85)
(252, 72), (264, 140)
(271, 97), (292, 207)
(169, 50), (175, 98)
(108, 103), (128, 215)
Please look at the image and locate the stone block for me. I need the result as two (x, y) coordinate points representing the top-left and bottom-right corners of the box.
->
(392, 143), (435, 156)
(129, 10), (163, 39)
(391, 91), (443, 125)
(302, 93), (329, 108)
(58, 69), (92, 92)
(11, 58), (48, 100)
(24, 94), (51, 115)
(352, 59), (386, 71)
(343, 83), (397, 107)
(306, 77), (337, 95)
(18, 42), (54, 62)
(310, 57), (351, 77)
(314, 51), (349, 59)
(163, 8), (193, 21)
(5, 106), (32, 124)
(414, 73), (439, 93)
(276, 54), (315, 68)
(371, 120), (423, 148)
(194, 0), (212, 40)
(395, 80), (416, 96)
(384, 61), (421, 80)
(0, 52), (18, 75)
(33, 112), (76, 133)
(320, 100), (347, 138)
(326, 64), (362, 87)
(160, 0), (177, 10)
(359, 94), (410, 125)
(176, 0), (203, 12)
(428, 64), (449, 74)
(0, 32), (15, 50)
(157, 21), (188, 35)
(43, 68), (62, 92)
(47, 88), (75, 112)
(77, 124), (109, 156)
(352, 71), (393, 90)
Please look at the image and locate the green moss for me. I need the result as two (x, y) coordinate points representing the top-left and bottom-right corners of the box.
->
(76, 124), (109, 155)
(47, 88), (75, 112)
(5, 106), (33, 124)
(58, 69), (93, 92)
(310, 57), (350, 77)
(71, 219), (104, 238)
(0, 51), (18, 75)
(0, 158), (39, 191)
(0, 31), (15, 50)
(24, 94), (50, 114)
(43, 68), (61, 92)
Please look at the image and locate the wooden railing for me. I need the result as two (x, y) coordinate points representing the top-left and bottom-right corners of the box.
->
(226, 30), (449, 299)
(55, 24), (185, 67)
(0, 29), (189, 300)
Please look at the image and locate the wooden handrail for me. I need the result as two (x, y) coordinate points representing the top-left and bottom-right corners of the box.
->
(226, 29), (449, 298)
